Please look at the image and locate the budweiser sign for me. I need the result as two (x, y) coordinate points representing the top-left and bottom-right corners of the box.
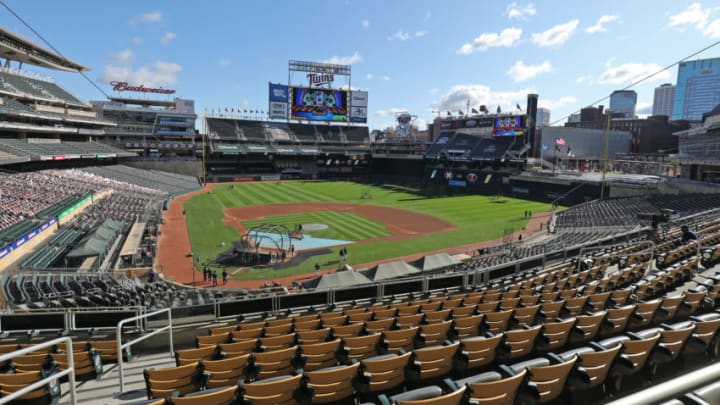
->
(110, 81), (176, 94)
(306, 73), (334, 87)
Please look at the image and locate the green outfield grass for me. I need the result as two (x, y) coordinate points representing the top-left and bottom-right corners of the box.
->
(184, 181), (552, 280)
(242, 212), (390, 241)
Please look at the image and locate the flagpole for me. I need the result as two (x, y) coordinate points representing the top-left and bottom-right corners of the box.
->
(600, 114), (611, 199)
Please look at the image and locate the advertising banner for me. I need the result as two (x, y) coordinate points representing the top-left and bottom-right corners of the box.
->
(269, 101), (288, 119)
(350, 106), (367, 123)
(350, 91), (368, 107)
(269, 83), (289, 102)
(0, 245), (11, 259)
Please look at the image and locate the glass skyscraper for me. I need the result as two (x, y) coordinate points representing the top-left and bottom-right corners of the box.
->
(652, 83), (675, 117)
(672, 57), (720, 121)
(609, 90), (637, 118)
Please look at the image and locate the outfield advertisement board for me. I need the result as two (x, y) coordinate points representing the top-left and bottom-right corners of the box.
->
(0, 217), (57, 259)
(269, 83), (290, 119)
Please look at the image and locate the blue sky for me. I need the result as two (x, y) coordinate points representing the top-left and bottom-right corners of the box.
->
(2, 0), (720, 130)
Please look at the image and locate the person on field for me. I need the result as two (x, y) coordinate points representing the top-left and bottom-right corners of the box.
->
(222, 269), (228, 285)
(212, 271), (218, 287)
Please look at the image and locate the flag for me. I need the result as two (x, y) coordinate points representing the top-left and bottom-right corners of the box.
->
(497, 105), (501, 114)
(479, 105), (488, 113)
(567, 146), (572, 156)
(244, 109), (247, 113)
(447, 111), (452, 116)
(542, 144), (549, 151)
(471, 108), (479, 114)
(457, 110), (464, 116)
(516, 104), (522, 111)
(555, 136), (566, 145)
(225, 108), (228, 112)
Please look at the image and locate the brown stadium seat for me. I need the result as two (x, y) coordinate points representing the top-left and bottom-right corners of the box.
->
(383, 327), (422, 354)
(449, 368), (528, 405)
(296, 328), (332, 345)
(373, 307), (399, 320)
(458, 332), (505, 373)
(305, 362), (360, 403)
(169, 385), (239, 404)
(451, 305), (478, 318)
(203, 353), (250, 388)
(599, 305), (637, 337)
(209, 324), (238, 336)
(681, 313), (720, 355)
(232, 327), (264, 341)
(628, 299), (662, 330)
(610, 288), (633, 307)
(238, 373), (305, 405)
(248, 346), (300, 381)
(89, 339), (121, 363)
(266, 318), (293, 328)
(356, 351), (413, 396)
(332, 322), (365, 338)
(320, 313), (348, 327)
(440, 298), (463, 309)
(197, 332), (232, 348)
(560, 342), (623, 394)
(176, 345), (222, 366)
(570, 311), (607, 345)
(483, 291), (502, 302)
(476, 301), (500, 314)
(366, 318), (397, 334)
(12, 353), (52, 373)
(482, 309), (514, 334)
(348, 311), (374, 323)
(499, 297), (521, 311)
(406, 342), (460, 385)
(343, 333), (386, 362)
(562, 296), (588, 317)
(52, 350), (101, 379)
(397, 304), (421, 316)
(497, 325), (542, 361)
(143, 361), (207, 399)
(258, 333), (296, 352)
(220, 338), (259, 358)
(598, 332), (661, 392)
(502, 289), (520, 299)
(540, 291), (560, 302)
(520, 294), (541, 307)
(396, 314), (426, 329)
(640, 324), (696, 376)
(513, 304), (541, 326)
(539, 300), (565, 320)
(238, 320), (267, 330)
(420, 320), (453, 346)
(292, 314), (320, 324)
(300, 339), (342, 371)
(0, 371), (61, 403)
(423, 308), (452, 323)
(678, 291), (709, 318)
(512, 354), (577, 404)
(420, 301), (442, 313)
(461, 293), (483, 306)
(538, 318), (577, 352)
(585, 292), (612, 312)
(454, 314), (484, 339)
(378, 384), (466, 405)
(655, 295), (686, 323)
(294, 319), (322, 332)
(264, 323), (295, 337)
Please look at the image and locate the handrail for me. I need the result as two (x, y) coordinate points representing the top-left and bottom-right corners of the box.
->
(0, 336), (76, 405)
(607, 361), (720, 405)
(116, 308), (173, 394)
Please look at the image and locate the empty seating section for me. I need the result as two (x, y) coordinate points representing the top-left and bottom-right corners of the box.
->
(80, 165), (200, 195)
(290, 123), (320, 142)
(0, 70), (86, 105)
(0, 138), (129, 159)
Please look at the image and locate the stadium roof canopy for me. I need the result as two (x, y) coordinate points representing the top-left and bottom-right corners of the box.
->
(0, 27), (89, 72)
(360, 261), (421, 281)
(302, 268), (372, 290)
(411, 253), (461, 272)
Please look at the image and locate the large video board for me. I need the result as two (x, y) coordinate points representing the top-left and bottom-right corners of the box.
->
(492, 116), (526, 137)
(290, 87), (348, 122)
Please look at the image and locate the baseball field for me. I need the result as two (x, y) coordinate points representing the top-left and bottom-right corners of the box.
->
(182, 181), (551, 280)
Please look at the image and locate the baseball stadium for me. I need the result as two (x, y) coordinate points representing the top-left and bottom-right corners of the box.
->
(1, 5), (720, 405)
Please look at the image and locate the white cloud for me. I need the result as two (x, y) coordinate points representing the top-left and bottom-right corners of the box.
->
(322, 51), (363, 65)
(414, 118), (428, 131)
(381, 75), (391, 81)
(160, 32), (176, 45)
(111, 49), (134, 64)
(218, 59), (232, 68)
(366, 73), (374, 80)
(668, 3), (710, 30)
(131, 11), (163, 25)
(131, 36), (143, 44)
(361, 19), (370, 28)
(375, 108), (408, 117)
(538, 96), (577, 110)
(506, 60), (553, 82)
(636, 101), (653, 117)
(456, 27), (522, 55)
(387, 30), (427, 41)
(99, 60), (182, 87)
(585, 15), (619, 33)
(432, 84), (533, 113)
(575, 75), (594, 85)
(706, 19), (720, 37)
(531, 20), (579, 47)
(598, 62), (671, 84)
(505, 2), (536, 20)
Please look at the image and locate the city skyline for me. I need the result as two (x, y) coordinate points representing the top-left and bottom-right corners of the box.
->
(0, 1), (719, 129)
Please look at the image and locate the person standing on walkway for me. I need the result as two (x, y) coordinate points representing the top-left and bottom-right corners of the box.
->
(222, 269), (228, 285)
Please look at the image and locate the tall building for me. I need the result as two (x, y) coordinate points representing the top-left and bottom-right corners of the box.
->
(652, 83), (675, 117)
(673, 57), (720, 121)
(536, 107), (550, 127)
(609, 90), (637, 118)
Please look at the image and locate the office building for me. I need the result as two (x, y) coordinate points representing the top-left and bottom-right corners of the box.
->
(672, 57), (720, 121)
(536, 107), (550, 127)
(652, 83), (675, 117)
(609, 90), (637, 118)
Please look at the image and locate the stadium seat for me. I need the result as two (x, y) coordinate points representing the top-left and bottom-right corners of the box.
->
(458, 332), (504, 372)
(511, 354), (577, 404)
(342, 333), (386, 362)
(419, 320), (454, 346)
(356, 351), (412, 396)
(300, 339), (343, 371)
(305, 362), (360, 403)
(378, 384), (466, 405)
(296, 328), (332, 345)
(598, 331), (661, 392)
(246, 346), (300, 381)
(203, 353), (250, 388)
(332, 323), (365, 338)
(0, 370), (61, 403)
(599, 305), (636, 337)
(406, 342), (460, 386)
(169, 385), (239, 404)
(454, 314), (484, 339)
(258, 333), (296, 351)
(497, 325), (542, 361)
(628, 299), (662, 330)
(560, 342), (623, 394)
(447, 367), (529, 405)
(220, 339), (259, 357)
(538, 318), (577, 352)
(237, 374), (308, 405)
(176, 345), (223, 365)
(143, 361), (208, 399)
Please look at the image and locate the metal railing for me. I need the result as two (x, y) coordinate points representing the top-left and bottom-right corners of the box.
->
(0, 336), (77, 405)
(607, 361), (720, 405)
(116, 308), (174, 394)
